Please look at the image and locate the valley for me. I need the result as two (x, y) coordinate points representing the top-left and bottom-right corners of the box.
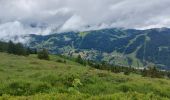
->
(29, 28), (170, 70)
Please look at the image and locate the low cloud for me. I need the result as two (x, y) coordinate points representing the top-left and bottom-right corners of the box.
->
(0, 0), (170, 41)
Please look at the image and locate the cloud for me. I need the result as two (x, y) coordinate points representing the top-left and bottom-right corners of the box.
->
(58, 15), (86, 32)
(0, 21), (52, 42)
(0, 0), (170, 40)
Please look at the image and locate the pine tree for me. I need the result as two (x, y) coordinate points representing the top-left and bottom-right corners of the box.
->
(0, 41), (8, 52)
(37, 49), (50, 60)
(76, 55), (86, 66)
(124, 68), (131, 75)
(7, 41), (15, 54)
(26, 47), (31, 55)
(15, 43), (26, 55)
(142, 68), (148, 77)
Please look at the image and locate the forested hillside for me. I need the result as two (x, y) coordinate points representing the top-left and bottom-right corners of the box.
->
(29, 28), (170, 70)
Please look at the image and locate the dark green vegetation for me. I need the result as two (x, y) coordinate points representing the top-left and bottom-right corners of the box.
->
(0, 41), (36, 56)
(29, 28), (170, 70)
(75, 55), (170, 79)
(37, 49), (50, 60)
(1, 52), (170, 99)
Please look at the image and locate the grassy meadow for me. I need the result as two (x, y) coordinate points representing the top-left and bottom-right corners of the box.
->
(0, 53), (170, 100)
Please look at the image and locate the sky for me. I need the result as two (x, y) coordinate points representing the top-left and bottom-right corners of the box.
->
(0, 0), (170, 41)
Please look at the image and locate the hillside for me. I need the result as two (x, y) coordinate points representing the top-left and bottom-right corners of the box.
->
(29, 28), (170, 70)
(0, 52), (170, 99)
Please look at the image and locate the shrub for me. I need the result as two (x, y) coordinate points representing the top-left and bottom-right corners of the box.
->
(56, 59), (66, 63)
(124, 70), (131, 75)
(5, 81), (32, 96)
(118, 84), (131, 93)
(37, 49), (50, 60)
(72, 79), (82, 88)
(76, 55), (86, 66)
(34, 83), (51, 93)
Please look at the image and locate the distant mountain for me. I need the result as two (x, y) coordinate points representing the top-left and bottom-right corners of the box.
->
(28, 28), (170, 70)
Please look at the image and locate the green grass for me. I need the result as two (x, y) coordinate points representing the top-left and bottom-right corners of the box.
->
(0, 52), (170, 100)
(78, 32), (89, 38)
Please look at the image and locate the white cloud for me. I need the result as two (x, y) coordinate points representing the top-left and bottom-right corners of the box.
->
(58, 15), (86, 32)
(0, 0), (170, 40)
(0, 21), (52, 42)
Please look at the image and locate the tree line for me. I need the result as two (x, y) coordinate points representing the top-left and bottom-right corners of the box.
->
(0, 41), (50, 60)
(75, 54), (170, 79)
(1, 40), (170, 79)
(0, 41), (37, 56)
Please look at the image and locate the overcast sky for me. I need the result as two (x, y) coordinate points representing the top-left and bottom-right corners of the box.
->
(0, 0), (170, 41)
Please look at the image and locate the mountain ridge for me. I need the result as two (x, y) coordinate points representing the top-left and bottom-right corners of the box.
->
(28, 27), (170, 70)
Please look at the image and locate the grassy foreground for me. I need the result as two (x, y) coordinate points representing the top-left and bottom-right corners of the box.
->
(0, 53), (170, 100)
